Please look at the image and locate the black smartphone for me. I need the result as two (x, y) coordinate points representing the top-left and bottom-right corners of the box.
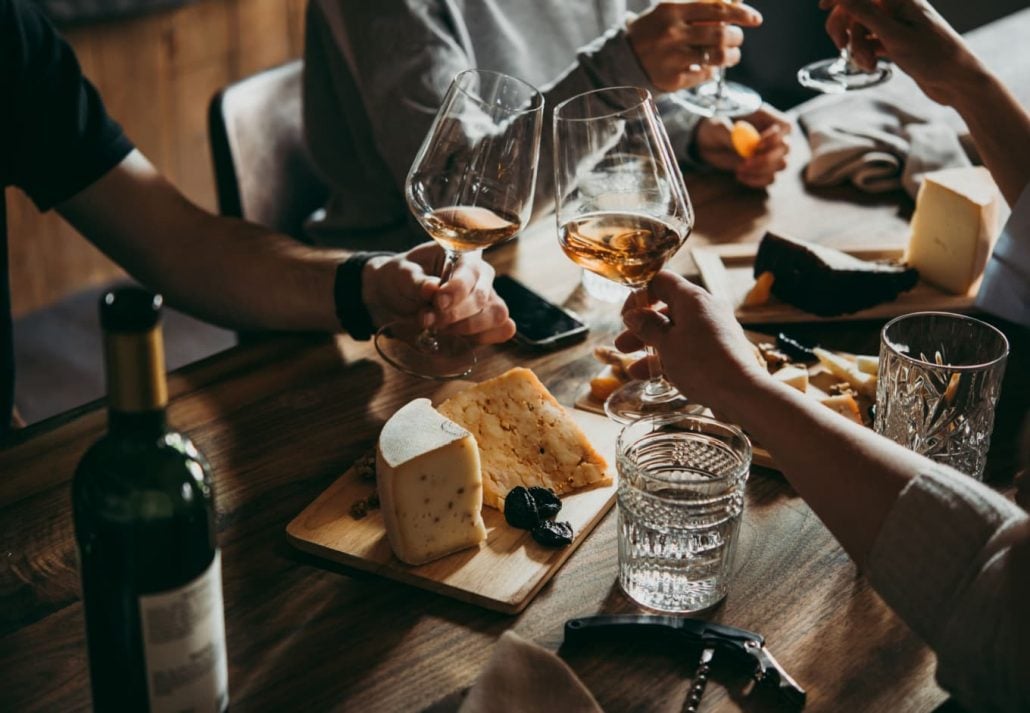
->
(493, 275), (589, 349)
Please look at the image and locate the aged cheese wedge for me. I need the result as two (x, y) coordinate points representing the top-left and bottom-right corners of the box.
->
(813, 348), (877, 398)
(438, 368), (610, 510)
(820, 393), (864, 425)
(907, 166), (1000, 294)
(376, 398), (487, 565)
(855, 355), (879, 376)
(772, 365), (809, 393)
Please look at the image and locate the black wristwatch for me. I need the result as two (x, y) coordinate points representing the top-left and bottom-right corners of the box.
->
(334, 252), (393, 340)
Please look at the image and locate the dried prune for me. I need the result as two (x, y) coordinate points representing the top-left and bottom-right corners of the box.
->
(528, 487), (562, 519)
(504, 487), (540, 530)
(531, 520), (574, 548)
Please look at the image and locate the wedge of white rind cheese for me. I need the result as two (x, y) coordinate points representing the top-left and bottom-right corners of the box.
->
(907, 166), (1000, 295)
(813, 348), (877, 398)
(771, 365), (809, 393)
(376, 398), (487, 566)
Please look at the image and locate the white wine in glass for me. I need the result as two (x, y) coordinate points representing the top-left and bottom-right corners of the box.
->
(375, 69), (543, 380)
(554, 86), (699, 423)
(673, 0), (763, 118)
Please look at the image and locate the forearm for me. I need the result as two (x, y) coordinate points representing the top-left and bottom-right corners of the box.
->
(60, 152), (345, 333)
(718, 377), (924, 564)
(938, 63), (1030, 206)
(133, 210), (344, 333)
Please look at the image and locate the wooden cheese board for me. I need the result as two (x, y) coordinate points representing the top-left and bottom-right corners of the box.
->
(574, 332), (874, 471)
(691, 243), (978, 325)
(286, 407), (621, 614)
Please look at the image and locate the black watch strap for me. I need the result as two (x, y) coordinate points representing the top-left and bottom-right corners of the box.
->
(334, 252), (393, 341)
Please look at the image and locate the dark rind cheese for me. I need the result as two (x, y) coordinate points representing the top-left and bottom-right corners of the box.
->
(753, 233), (918, 317)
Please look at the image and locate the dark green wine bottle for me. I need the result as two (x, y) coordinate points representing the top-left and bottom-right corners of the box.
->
(73, 288), (228, 712)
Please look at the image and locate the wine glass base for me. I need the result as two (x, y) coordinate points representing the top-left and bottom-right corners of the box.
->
(374, 321), (476, 381)
(798, 58), (893, 93)
(673, 81), (763, 118)
(604, 380), (706, 424)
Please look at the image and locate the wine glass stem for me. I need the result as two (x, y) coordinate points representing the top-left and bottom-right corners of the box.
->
(839, 46), (859, 73)
(416, 249), (461, 352)
(632, 287), (678, 403)
(714, 67), (727, 101)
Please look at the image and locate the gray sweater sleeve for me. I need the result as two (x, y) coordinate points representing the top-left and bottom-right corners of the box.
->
(866, 466), (1030, 712)
(312, 0), (698, 221)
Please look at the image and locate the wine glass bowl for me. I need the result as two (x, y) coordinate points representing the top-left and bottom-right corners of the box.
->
(553, 86), (698, 423)
(376, 69), (543, 380)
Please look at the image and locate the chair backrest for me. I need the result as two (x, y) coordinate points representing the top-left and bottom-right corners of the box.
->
(208, 60), (327, 239)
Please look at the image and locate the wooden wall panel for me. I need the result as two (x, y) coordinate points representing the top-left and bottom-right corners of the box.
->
(7, 0), (308, 317)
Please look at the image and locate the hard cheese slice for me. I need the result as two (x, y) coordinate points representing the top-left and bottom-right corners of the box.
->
(438, 368), (610, 510)
(907, 166), (1000, 294)
(376, 398), (487, 565)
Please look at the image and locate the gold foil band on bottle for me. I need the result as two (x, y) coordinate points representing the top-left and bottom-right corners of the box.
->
(103, 326), (168, 412)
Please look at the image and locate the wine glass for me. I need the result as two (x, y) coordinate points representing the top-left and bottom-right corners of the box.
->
(554, 86), (698, 423)
(375, 69), (543, 380)
(672, 0), (763, 118)
(798, 43), (892, 93)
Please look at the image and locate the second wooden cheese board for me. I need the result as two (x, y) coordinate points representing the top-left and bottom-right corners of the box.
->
(691, 242), (977, 325)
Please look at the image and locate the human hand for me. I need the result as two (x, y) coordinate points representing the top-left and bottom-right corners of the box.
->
(695, 105), (792, 188)
(819, 0), (983, 107)
(362, 242), (516, 345)
(627, 1), (763, 93)
(615, 271), (771, 416)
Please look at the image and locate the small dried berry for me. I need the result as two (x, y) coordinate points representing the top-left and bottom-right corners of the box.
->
(531, 520), (574, 548)
(528, 487), (562, 519)
(350, 499), (369, 519)
(504, 486), (540, 530)
(367, 491), (380, 509)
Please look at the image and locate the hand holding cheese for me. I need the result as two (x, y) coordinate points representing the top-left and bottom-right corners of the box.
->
(376, 399), (487, 565)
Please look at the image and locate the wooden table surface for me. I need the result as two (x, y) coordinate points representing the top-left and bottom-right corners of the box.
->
(2, 10), (1028, 713)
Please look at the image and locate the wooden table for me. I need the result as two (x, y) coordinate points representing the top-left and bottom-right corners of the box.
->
(2, 10), (1027, 712)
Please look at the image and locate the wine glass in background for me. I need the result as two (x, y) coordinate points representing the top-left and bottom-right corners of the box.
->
(672, 0), (763, 118)
(797, 28), (892, 93)
(554, 86), (698, 423)
(375, 69), (543, 380)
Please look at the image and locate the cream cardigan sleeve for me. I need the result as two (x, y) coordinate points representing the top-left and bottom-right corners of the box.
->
(866, 465), (1030, 712)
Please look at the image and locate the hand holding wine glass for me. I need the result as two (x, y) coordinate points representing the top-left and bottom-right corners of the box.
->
(799, 0), (893, 92)
(554, 86), (697, 423)
(375, 69), (543, 380)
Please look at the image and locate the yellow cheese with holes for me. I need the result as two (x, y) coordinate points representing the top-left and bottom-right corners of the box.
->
(376, 398), (487, 565)
(907, 167), (1000, 294)
(438, 368), (610, 510)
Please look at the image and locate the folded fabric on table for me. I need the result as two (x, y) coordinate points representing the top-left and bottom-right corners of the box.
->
(799, 97), (972, 198)
(457, 631), (603, 713)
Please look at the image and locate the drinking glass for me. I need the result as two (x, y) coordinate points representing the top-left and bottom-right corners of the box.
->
(673, 0), (763, 117)
(798, 46), (892, 94)
(553, 86), (696, 423)
(617, 414), (751, 612)
(375, 69), (543, 380)
(875, 312), (1009, 480)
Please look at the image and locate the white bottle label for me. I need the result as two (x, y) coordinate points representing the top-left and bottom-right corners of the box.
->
(138, 551), (229, 713)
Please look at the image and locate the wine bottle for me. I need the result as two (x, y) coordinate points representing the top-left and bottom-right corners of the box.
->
(73, 287), (228, 712)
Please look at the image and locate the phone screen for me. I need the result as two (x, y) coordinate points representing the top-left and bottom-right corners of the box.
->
(493, 275), (587, 345)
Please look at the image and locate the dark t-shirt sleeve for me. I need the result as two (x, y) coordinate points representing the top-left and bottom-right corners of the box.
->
(2, 0), (134, 211)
